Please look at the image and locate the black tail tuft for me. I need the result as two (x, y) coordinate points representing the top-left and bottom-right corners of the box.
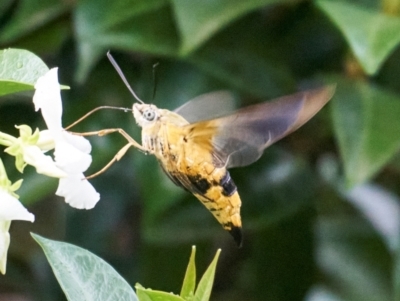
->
(229, 226), (243, 248)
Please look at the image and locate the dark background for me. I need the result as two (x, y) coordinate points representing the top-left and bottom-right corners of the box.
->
(0, 0), (399, 300)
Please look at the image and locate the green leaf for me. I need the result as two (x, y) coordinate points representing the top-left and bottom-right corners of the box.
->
(31, 233), (138, 301)
(180, 246), (196, 300)
(316, 201), (392, 301)
(194, 249), (221, 301)
(330, 76), (400, 187)
(317, 0), (400, 75)
(136, 284), (185, 301)
(170, 0), (288, 55)
(0, 0), (13, 21)
(0, 48), (49, 96)
(10, 18), (71, 56)
(0, 0), (70, 44)
(74, 0), (179, 82)
(187, 12), (295, 98)
(396, 238), (400, 301)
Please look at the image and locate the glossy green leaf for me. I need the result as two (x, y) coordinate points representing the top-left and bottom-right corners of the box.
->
(180, 246), (196, 300)
(395, 242), (400, 301)
(11, 19), (71, 55)
(32, 233), (138, 301)
(194, 249), (221, 301)
(188, 12), (295, 98)
(136, 284), (185, 301)
(0, 0), (69, 44)
(170, 0), (288, 55)
(330, 76), (400, 187)
(0, 0), (13, 21)
(317, 0), (400, 75)
(74, 0), (178, 82)
(0, 48), (49, 96)
(315, 201), (392, 301)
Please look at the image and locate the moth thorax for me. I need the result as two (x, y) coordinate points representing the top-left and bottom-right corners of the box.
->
(143, 133), (164, 155)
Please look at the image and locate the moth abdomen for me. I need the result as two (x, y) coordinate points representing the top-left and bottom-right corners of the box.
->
(159, 164), (189, 192)
(228, 224), (243, 248)
(220, 172), (237, 197)
(187, 174), (212, 194)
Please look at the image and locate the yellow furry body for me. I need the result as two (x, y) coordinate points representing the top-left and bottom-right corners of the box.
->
(141, 109), (243, 245)
(130, 86), (334, 246)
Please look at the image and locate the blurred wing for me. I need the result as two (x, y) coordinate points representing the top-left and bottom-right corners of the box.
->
(174, 91), (236, 123)
(184, 85), (335, 169)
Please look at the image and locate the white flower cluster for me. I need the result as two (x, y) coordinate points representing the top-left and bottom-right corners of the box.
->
(0, 68), (100, 274)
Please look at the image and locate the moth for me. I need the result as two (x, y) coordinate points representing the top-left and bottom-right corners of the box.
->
(73, 54), (335, 247)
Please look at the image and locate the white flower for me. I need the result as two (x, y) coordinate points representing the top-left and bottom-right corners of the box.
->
(56, 174), (99, 209)
(0, 221), (10, 275)
(0, 189), (34, 222)
(0, 189), (34, 274)
(33, 68), (100, 209)
(36, 129), (55, 151)
(33, 69), (62, 132)
(4, 125), (66, 178)
(53, 132), (99, 209)
(22, 144), (67, 177)
(54, 133), (92, 173)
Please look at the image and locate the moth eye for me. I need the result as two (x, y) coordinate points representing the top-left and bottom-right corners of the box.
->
(143, 109), (156, 121)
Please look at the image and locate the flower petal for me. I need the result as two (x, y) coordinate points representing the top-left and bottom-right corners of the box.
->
(33, 68), (63, 131)
(36, 130), (56, 151)
(23, 145), (67, 178)
(0, 221), (10, 274)
(0, 190), (34, 222)
(56, 174), (100, 209)
(62, 132), (92, 154)
(54, 139), (92, 173)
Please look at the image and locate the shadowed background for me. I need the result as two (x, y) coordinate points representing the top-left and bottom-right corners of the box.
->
(0, 0), (400, 300)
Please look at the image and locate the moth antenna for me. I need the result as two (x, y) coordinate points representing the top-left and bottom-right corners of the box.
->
(65, 106), (132, 130)
(152, 62), (160, 101)
(107, 51), (144, 104)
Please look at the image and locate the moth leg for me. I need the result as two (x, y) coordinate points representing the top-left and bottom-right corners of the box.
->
(85, 143), (132, 179)
(70, 128), (147, 152)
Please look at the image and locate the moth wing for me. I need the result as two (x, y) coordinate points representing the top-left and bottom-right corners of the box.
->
(174, 91), (237, 123)
(184, 85), (335, 169)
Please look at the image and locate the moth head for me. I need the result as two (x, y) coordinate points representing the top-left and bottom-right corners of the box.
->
(133, 103), (158, 127)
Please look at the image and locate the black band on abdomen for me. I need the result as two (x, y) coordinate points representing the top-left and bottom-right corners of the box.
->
(220, 172), (237, 197)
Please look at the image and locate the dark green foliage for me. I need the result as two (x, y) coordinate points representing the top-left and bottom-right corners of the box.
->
(1, 0), (400, 300)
